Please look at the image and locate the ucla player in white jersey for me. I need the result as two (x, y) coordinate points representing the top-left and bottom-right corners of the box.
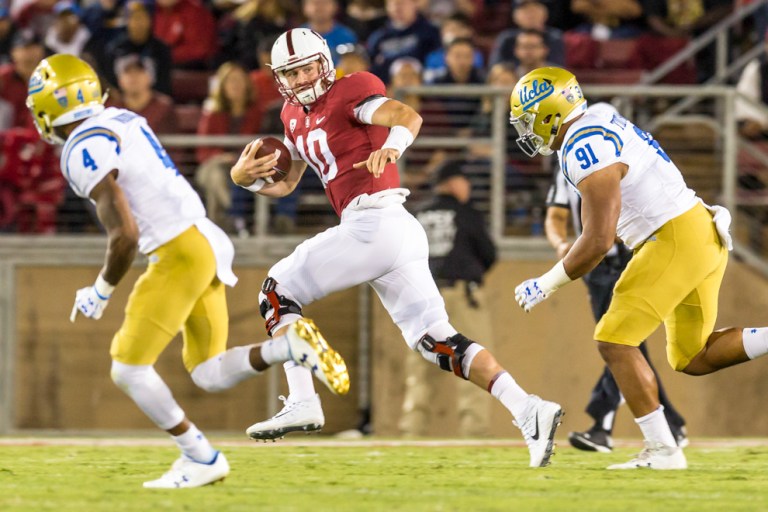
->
(510, 67), (768, 470)
(26, 54), (349, 488)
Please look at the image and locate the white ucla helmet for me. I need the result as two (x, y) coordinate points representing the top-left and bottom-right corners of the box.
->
(270, 28), (336, 106)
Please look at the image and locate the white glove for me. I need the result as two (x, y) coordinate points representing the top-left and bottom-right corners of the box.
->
(514, 260), (573, 313)
(514, 278), (549, 312)
(70, 275), (115, 322)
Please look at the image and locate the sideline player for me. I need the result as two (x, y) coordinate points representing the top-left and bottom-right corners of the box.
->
(230, 28), (563, 467)
(26, 54), (349, 487)
(510, 66), (768, 469)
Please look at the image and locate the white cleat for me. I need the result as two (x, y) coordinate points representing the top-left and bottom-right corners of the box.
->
(143, 451), (229, 488)
(514, 394), (564, 468)
(246, 394), (325, 441)
(287, 318), (350, 395)
(607, 441), (688, 470)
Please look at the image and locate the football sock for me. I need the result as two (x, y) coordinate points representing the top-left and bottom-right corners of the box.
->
(635, 405), (677, 447)
(260, 334), (291, 365)
(489, 371), (530, 423)
(284, 360), (316, 401)
(742, 327), (768, 359)
(173, 423), (216, 464)
(190, 345), (260, 391)
(600, 410), (616, 433)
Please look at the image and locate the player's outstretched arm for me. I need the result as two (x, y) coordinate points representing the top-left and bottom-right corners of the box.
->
(567, 163), (625, 278)
(230, 139), (306, 197)
(91, 171), (139, 286)
(353, 99), (423, 178)
(70, 170), (139, 322)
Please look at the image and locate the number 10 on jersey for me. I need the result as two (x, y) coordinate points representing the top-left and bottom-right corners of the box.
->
(295, 128), (338, 184)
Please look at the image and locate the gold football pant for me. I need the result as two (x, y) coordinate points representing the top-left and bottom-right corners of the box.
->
(110, 226), (229, 372)
(595, 203), (728, 370)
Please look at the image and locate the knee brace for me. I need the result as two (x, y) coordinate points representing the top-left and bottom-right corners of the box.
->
(416, 333), (483, 380)
(259, 277), (303, 336)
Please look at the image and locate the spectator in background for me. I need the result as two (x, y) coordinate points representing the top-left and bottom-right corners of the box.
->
(44, 1), (91, 56)
(513, 29), (552, 78)
(154, 0), (217, 69)
(570, 0), (644, 40)
(367, 0), (441, 82)
(248, 35), (283, 112)
(416, 0), (479, 25)
(399, 160), (497, 438)
(14, 0), (57, 37)
(227, 0), (290, 71)
(489, 0), (564, 67)
(642, 0), (732, 82)
(736, 53), (768, 140)
(336, 42), (371, 76)
(343, 0), (387, 41)
(0, 6), (17, 65)
(112, 55), (177, 134)
(103, 0), (173, 96)
(432, 38), (484, 131)
(81, 0), (126, 47)
(0, 30), (46, 130)
(195, 62), (262, 234)
(423, 12), (484, 83)
(302, 0), (358, 65)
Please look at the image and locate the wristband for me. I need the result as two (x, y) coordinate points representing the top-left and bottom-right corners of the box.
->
(381, 125), (414, 158)
(537, 260), (573, 294)
(241, 178), (266, 192)
(95, 274), (116, 299)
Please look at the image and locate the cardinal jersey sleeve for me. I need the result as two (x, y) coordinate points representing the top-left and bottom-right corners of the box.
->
(561, 124), (624, 187)
(61, 126), (122, 198)
(340, 72), (387, 120)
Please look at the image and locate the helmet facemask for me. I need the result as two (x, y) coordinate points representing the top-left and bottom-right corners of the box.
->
(510, 109), (562, 157)
(509, 67), (588, 158)
(272, 54), (336, 106)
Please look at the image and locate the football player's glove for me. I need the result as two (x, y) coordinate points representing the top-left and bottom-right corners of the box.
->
(70, 275), (115, 322)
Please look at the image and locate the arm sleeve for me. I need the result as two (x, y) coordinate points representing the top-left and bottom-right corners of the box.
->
(63, 135), (120, 198)
(342, 72), (387, 121)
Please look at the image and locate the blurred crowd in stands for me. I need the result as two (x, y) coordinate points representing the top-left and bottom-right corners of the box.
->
(0, 0), (766, 235)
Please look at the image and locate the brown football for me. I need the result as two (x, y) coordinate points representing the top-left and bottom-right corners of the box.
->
(256, 136), (292, 183)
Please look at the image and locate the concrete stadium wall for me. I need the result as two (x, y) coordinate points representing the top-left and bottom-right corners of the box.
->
(11, 258), (768, 438)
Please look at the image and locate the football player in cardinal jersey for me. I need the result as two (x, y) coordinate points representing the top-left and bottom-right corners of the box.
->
(231, 28), (563, 467)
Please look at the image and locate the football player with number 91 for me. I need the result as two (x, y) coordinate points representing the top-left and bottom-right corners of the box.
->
(510, 66), (768, 470)
(231, 28), (564, 467)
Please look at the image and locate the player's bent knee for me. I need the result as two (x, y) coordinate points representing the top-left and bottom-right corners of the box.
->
(110, 360), (153, 390)
(416, 333), (484, 380)
(259, 276), (304, 336)
(190, 357), (228, 393)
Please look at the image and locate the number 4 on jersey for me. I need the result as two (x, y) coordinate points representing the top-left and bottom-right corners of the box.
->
(82, 148), (97, 171)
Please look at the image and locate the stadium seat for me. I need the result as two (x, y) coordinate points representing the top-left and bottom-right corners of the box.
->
(171, 70), (212, 104)
(174, 104), (202, 134)
(598, 39), (639, 69)
(571, 68), (644, 84)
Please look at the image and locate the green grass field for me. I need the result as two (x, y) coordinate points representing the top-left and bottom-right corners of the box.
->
(2, 437), (767, 511)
